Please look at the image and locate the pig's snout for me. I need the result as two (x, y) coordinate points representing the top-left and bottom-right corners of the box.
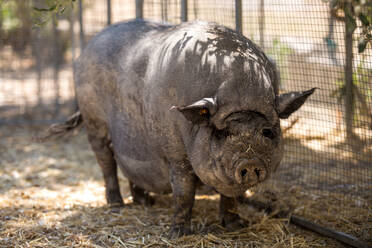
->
(234, 159), (267, 185)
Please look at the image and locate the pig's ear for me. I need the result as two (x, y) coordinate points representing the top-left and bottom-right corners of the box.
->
(172, 98), (217, 124)
(277, 88), (316, 119)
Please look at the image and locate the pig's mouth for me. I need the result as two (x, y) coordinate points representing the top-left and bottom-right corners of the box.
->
(212, 183), (248, 198)
(211, 158), (268, 197)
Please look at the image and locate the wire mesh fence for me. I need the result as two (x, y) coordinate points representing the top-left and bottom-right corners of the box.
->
(0, 0), (371, 241)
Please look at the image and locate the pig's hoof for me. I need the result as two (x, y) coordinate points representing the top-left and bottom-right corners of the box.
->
(168, 225), (192, 239)
(106, 190), (125, 208)
(133, 194), (155, 206)
(224, 219), (245, 231)
(108, 201), (125, 208)
(221, 214), (245, 231)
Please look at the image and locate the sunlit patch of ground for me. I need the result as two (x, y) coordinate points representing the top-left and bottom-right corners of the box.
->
(0, 126), (370, 247)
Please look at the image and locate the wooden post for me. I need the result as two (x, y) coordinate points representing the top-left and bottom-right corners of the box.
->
(52, 15), (60, 115)
(181, 0), (188, 22)
(32, 0), (43, 107)
(69, 4), (78, 111)
(235, 0), (242, 33)
(69, 7), (75, 61)
(344, 2), (355, 140)
(34, 28), (43, 107)
(136, 0), (144, 19)
(107, 0), (112, 25)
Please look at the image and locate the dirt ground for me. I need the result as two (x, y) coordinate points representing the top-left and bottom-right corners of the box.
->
(0, 125), (371, 248)
(1, 1), (371, 246)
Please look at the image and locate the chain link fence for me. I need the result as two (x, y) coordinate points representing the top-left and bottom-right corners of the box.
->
(0, 0), (371, 242)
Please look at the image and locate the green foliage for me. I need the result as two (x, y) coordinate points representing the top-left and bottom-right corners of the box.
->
(326, 0), (372, 128)
(0, 0), (76, 29)
(326, 0), (372, 53)
(33, 0), (75, 13)
(32, 0), (76, 26)
(0, 1), (34, 52)
(0, 0), (21, 30)
(333, 61), (370, 99)
(332, 59), (372, 125)
(267, 38), (292, 88)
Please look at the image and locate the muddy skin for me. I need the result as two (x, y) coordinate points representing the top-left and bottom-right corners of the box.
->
(64, 19), (316, 238)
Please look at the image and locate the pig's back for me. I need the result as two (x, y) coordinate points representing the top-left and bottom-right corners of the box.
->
(74, 19), (172, 141)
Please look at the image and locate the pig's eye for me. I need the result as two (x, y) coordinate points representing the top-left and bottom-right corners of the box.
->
(215, 128), (231, 139)
(262, 128), (275, 139)
(199, 108), (209, 116)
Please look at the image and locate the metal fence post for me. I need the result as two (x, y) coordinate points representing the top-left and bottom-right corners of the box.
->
(235, 0), (242, 33)
(136, 0), (144, 19)
(78, 0), (85, 50)
(326, 0), (338, 65)
(161, 0), (168, 22)
(107, 0), (111, 25)
(259, 0), (265, 49)
(181, 0), (188, 22)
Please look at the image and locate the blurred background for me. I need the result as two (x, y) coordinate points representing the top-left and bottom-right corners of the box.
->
(0, 0), (371, 246)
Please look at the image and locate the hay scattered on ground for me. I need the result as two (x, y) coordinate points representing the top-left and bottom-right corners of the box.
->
(0, 126), (370, 247)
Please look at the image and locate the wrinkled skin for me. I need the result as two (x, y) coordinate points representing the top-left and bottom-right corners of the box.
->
(74, 19), (315, 237)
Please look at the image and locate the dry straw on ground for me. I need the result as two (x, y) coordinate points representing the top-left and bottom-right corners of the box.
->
(0, 126), (371, 247)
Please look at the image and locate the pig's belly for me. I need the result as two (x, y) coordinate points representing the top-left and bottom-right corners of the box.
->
(115, 153), (172, 194)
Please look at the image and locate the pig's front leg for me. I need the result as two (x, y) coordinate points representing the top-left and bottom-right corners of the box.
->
(219, 195), (245, 230)
(168, 160), (197, 238)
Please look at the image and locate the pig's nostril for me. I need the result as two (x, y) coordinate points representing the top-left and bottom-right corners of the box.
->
(235, 160), (266, 185)
(240, 168), (248, 178)
(254, 168), (260, 178)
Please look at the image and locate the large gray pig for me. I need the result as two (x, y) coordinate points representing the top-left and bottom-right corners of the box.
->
(46, 19), (315, 237)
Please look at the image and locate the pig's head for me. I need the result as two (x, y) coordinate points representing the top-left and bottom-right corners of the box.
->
(175, 58), (315, 197)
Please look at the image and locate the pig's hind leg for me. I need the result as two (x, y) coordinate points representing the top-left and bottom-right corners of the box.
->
(129, 181), (155, 206)
(86, 125), (124, 207)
